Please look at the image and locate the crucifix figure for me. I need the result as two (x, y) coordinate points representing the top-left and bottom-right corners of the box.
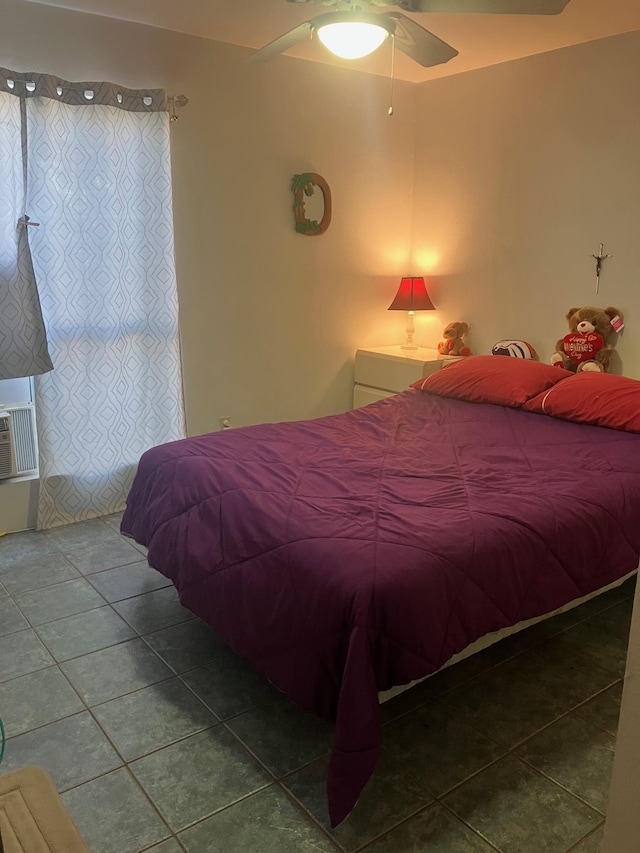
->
(592, 243), (611, 294)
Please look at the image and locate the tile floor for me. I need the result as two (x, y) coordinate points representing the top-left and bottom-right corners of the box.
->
(0, 513), (633, 852)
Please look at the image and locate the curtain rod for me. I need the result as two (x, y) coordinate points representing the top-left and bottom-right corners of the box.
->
(1, 69), (188, 118)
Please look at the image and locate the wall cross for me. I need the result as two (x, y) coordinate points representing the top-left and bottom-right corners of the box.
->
(592, 243), (611, 294)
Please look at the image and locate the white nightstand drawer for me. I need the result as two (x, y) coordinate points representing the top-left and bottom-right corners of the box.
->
(354, 346), (442, 394)
(353, 384), (396, 409)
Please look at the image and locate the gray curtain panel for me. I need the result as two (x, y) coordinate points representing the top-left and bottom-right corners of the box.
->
(0, 87), (53, 379)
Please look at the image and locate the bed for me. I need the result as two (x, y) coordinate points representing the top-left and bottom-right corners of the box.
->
(121, 357), (640, 826)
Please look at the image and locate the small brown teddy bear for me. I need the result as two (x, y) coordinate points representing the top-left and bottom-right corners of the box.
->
(438, 322), (472, 357)
(551, 306), (623, 373)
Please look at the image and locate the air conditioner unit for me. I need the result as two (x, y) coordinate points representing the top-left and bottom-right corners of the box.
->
(0, 404), (38, 480)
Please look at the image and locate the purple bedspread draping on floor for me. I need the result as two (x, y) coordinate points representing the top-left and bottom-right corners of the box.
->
(121, 390), (640, 825)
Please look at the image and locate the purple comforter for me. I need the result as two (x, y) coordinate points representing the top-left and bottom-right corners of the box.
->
(121, 390), (640, 825)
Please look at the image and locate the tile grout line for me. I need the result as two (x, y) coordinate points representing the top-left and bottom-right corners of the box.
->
(382, 671), (622, 850)
(2, 529), (634, 852)
(275, 780), (347, 853)
(16, 539), (202, 850)
(3, 623), (611, 850)
(431, 799), (504, 853)
(348, 801), (441, 853)
(564, 820), (605, 852)
(425, 691), (620, 806)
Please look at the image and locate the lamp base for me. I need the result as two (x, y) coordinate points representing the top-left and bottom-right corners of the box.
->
(401, 311), (418, 351)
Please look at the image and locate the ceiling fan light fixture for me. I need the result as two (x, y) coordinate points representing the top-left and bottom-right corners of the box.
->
(316, 20), (390, 60)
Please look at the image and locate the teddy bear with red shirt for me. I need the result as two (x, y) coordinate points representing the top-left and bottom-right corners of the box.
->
(551, 306), (624, 373)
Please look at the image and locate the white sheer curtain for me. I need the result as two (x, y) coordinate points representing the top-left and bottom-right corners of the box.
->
(12, 78), (186, 528)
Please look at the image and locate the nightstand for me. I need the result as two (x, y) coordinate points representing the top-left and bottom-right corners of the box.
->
(353, 346), (450, 408)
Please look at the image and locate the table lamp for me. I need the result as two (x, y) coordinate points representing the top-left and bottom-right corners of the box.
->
(388, 276), (435, 350)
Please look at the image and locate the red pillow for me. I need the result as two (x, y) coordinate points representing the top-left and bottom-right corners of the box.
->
(411, 355), (573, 407)
(523, 372), (640, 432)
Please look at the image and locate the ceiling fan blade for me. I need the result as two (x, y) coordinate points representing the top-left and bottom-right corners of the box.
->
(396, 0), (570, 13)
(390, 13), (458, 67)
(248, 20), (314, 62)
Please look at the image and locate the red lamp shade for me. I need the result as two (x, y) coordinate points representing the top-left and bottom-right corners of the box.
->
(388, 277), (435, 312)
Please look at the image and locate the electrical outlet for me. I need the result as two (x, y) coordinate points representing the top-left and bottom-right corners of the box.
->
(220, 417), (232, 430)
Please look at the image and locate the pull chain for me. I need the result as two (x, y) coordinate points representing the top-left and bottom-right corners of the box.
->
(388, 34), (395, 116)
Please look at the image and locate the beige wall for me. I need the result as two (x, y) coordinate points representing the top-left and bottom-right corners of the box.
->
(411, 31), (640, 375)
(602, 569), (640, 853)
(409, 38), (640, 849)
(8, 7), (638, 438)
(0, 0), (417, 440)
(3, 4), (640, 846)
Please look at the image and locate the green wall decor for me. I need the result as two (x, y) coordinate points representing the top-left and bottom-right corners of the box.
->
(291, 173), (332, 236)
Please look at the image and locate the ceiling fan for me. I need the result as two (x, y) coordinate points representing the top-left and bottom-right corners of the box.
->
(249, 0), (572, 68)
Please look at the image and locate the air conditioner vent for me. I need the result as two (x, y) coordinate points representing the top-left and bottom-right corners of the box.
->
(0, 404), (37, 479)
(0, 412), (17, 479)
(9, 405), (38, 473)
